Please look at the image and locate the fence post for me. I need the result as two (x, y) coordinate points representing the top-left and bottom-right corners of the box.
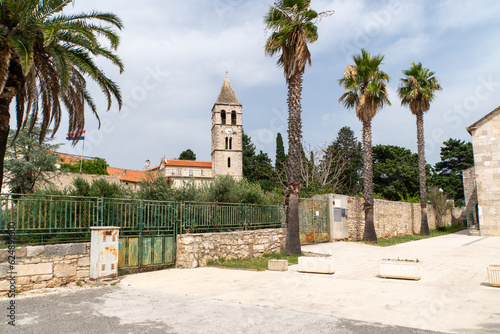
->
(138, 200), (144, 267)
(97, 198), (103, 226)
(243, 204), (248, 230)
(178, 202), (183, 235)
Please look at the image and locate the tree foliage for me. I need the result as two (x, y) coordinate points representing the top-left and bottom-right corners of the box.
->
(4, 123), (60, 194)
(138, 174), (278, 205)
(275, 132), (287, 168)
(179, 149), (196, 161)
(60, 158), (109, 175)
(372, 145), (421, 201)
(252, 150), (276, 191)
(0, 0), (123, 190)
(242, 130), (256, 180)
(70, 177), (126, 198)
(427, 186), (453, 228)
(431, 139), (473, 205)
(325, 126), (363, 195)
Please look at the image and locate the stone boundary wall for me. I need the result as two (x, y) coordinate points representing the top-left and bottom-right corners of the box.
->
(37, 171), (121, 191)
(0, 243), (90, 296)
(347, 198), (465, 240)
(176, 228), (286, 269)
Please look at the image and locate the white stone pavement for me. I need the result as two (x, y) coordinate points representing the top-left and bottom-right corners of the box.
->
(119, 231), (500, 334)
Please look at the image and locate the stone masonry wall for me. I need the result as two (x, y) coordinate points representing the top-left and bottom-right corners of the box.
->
(347, 197), (463, 240)
(176, 228), (286, 268)
(0, 243), (90, 296)
(470, 112), (500, 236)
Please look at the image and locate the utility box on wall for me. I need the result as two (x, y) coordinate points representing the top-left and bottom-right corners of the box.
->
(90, 226), (120, 281)
(329, 194), (349, 240)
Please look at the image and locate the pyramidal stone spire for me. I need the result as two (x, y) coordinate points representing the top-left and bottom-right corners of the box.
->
(215, 73), (240, 105)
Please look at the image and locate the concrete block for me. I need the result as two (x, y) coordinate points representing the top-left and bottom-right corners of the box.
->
(45, 244), (70, 257)
(69, 243), (87, 255)
(268, 259), (288, 271)
(26, 245), (45, 258)
(54, 263), (77, 278)
(298, 256), (335, 274)
(16, 263), (53, 276)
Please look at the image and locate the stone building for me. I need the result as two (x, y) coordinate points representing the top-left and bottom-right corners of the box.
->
(465, 106), (500, 236)
(150, 75), (243, 185)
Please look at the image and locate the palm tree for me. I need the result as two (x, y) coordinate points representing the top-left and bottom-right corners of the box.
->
(264, 0), (332, 254)
(0, 0), (123, 190)
(398, 62), (442, 235)
(338, 49), (390, 242)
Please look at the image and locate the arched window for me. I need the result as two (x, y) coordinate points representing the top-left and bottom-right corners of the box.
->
(221, 110), (226, 124)
(231, 110), (236, 125)
(225, 137), (228, 149)
(227, 157), (231, 168)
(229, 137), (232, 150)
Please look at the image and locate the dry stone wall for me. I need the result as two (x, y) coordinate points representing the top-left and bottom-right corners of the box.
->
(176, 228), (286, 268)
(0, 243), (90, 296)
(347, 197), (464, 240)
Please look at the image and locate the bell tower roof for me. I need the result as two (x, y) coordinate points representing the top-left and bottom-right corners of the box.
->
(215, 73), (240, 105)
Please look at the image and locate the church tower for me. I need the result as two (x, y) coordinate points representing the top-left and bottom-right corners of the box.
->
(211, 75), (243, 179)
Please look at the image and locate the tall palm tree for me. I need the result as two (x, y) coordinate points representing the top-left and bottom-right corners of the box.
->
(398, 62), (442, 235)
(0, 0), (123, 190)
(338, 49), (390, 242)
(264, 0), (332, 255)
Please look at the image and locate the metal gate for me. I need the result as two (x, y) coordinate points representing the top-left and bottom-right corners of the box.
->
(100, 199), (178, 273)
(299, 198), (329, 244)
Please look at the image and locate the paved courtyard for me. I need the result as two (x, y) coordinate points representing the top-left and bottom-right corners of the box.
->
(2, 230), (500, 333)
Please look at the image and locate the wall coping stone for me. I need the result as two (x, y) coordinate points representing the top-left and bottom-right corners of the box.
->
(45, 244), (70, 257)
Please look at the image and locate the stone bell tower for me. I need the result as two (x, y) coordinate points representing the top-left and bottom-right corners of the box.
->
(211, 74), (243, 179)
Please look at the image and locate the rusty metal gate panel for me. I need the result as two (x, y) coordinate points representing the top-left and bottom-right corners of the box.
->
(299, 198), (329, 244)
(107, 199), (178, 273)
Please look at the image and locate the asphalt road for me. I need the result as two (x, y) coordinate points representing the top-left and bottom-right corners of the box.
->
(1, 286), (443, 334)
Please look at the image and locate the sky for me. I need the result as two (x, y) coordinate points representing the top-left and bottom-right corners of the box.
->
(28, 0), (500, 171)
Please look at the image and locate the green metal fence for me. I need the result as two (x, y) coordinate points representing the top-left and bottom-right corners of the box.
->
(0, 194), (284, 246)
(181, 202), (283, 233)
(0, 194), (100, 245)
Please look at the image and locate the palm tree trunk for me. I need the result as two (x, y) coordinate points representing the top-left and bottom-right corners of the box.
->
(0, 54), (23, 192)
(362, 119), (377, 242)
(0, 87), (14, 191)
(284, 73), (303, 255)
(0, 43), (11, 95)
(416, 112), (430, 235)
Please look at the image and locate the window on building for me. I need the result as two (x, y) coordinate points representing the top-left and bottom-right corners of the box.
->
(225, 137), (228, 149)
(189, 169), (193, 177)
(221, 110), (226, 124)
(171, 169), (175, 176)
(231, 110), (236, 125)
(228, 157), (231, 168)
(177, 168), (182, 176)
(229, 137), (232, 150)
(201, 169), (205, 176)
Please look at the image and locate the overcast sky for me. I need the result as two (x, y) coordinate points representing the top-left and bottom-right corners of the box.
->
(30, 0), (500, 170)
